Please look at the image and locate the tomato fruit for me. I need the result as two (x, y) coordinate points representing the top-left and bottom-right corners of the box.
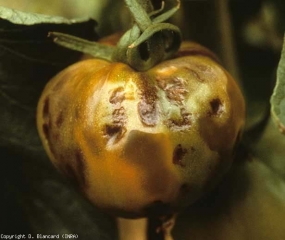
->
(37, 39), (245, 218)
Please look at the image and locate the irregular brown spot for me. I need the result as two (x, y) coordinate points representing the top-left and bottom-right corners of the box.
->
(173, 144), (187, 167)
(56, 111), (64, 127)
(209, 98), (224, 116)
(74, 149), (87, 188)
(109, 87), (125, 104)
(138, 75), (158, 126)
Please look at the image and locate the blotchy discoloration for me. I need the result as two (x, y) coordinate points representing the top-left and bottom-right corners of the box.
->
(173, 144), (187, 167)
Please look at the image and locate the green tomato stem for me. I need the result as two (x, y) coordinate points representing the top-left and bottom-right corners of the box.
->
(49, 0), (182, 72)
(49, 32), (114, 61)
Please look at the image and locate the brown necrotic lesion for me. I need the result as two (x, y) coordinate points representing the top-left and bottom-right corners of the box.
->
(104, 87), (127, 143)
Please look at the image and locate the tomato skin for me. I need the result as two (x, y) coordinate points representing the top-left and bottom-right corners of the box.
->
(37, 40), (245, 218)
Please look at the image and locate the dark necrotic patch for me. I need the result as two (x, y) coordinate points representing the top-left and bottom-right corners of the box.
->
(173, 144), (187, 167)
(209, 98), (224, 116)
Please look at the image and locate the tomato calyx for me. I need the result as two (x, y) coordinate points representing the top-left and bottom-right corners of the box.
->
(49, 0), (182, 71)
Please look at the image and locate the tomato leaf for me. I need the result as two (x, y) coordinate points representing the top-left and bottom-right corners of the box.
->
(0, 7), (98, 150)
(0, 6), (90, 25)
(271, 35), (285, 134)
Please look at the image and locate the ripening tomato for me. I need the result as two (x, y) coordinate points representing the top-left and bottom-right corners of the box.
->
(37, 39), (245, 218)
